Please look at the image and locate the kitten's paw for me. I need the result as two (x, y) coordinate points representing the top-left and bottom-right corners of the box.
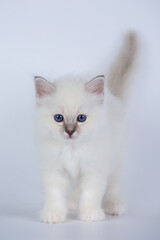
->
(104, 201), (125, 216)
(79, 208), (105, 222)
(40, 209), (66, 224)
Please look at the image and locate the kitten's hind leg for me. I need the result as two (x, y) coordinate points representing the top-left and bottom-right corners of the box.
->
(103, 170), (126, 216)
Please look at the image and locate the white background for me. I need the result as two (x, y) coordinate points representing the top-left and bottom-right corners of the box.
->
(0, 0), (160, 239)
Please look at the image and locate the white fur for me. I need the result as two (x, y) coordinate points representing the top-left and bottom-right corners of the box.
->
(35, 76), (125, 223)
(35, 33), (137, 223)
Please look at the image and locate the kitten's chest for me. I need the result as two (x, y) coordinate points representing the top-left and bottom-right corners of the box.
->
(59, 145), (80, 178)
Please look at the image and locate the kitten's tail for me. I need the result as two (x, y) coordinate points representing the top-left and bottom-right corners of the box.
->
(107, 32), (138, 100)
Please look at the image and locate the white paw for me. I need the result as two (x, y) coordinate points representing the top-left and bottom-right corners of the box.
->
(104, 202), (125, 216)
(79, 208), (105, 222)
(40, 209), (66, 224)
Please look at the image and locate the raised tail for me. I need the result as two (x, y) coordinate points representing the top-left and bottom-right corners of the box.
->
(107, 32), (138, 100)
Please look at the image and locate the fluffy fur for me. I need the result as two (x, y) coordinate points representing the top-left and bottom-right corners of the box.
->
(34, 33), (137, 223)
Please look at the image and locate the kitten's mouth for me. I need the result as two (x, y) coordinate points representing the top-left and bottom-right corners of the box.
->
(68, 136), (74, 140)
(65, 135), (76, 141)
(63, 132), (78, 141)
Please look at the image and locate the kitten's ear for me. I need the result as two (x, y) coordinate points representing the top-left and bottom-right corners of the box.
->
(34, 76), (56, 97)
(85, 75), (104, 95)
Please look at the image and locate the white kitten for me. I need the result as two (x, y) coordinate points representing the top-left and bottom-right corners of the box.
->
(34, 33), (137, 223)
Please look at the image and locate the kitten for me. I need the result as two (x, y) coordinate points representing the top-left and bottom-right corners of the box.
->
(34, 33), (137, 223)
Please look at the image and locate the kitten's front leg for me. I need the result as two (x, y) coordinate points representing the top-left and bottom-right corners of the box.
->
(40, 171), (68, 224)
(79, 174), (107, 222)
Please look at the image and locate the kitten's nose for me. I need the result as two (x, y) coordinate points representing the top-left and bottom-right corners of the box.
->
(65, 125), (76, 137)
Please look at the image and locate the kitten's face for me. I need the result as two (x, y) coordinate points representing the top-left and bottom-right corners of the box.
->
(35, 75), (105, 142)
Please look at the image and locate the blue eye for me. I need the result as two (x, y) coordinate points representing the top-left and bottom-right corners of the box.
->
(54, 114), (63, 122)
(77, 114), (87, 122)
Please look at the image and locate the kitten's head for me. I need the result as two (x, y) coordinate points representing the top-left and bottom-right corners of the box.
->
(34, 75), (105, 142)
